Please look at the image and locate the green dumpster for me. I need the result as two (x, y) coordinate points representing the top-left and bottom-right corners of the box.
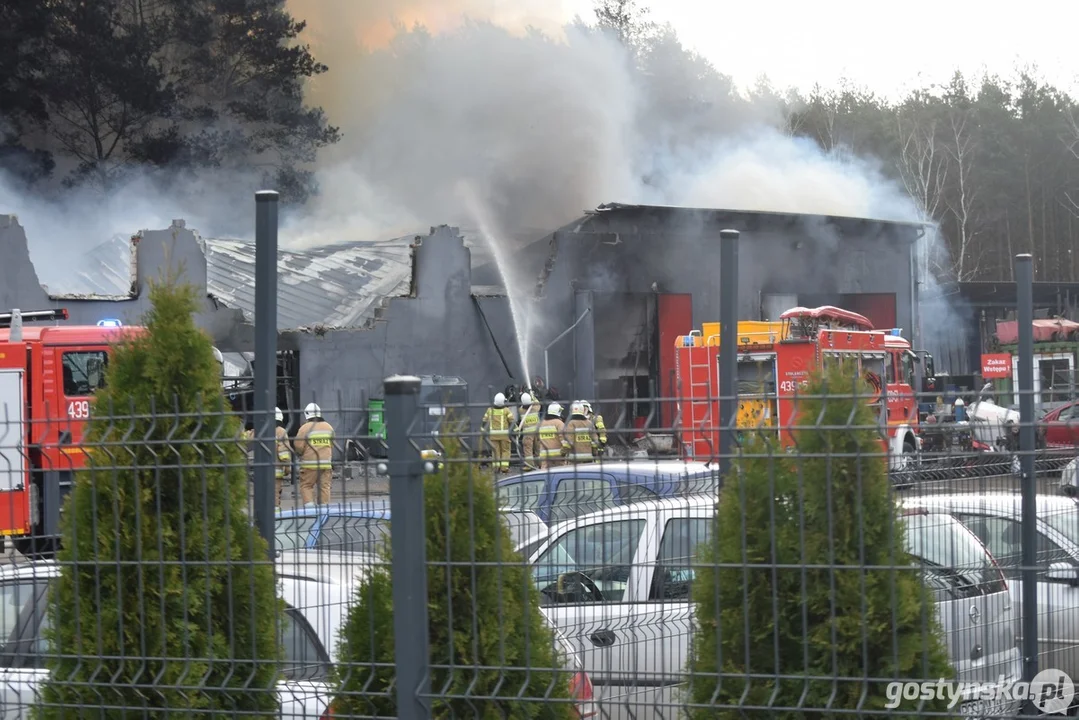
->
(368, 399), (385, 440)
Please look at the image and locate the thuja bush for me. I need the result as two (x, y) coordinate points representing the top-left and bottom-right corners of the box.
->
(332, 428), (576, 719)
(34, 279), (282, 720)
(685, 362), (953, 720)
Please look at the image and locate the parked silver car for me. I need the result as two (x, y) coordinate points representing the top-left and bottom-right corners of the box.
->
(523, 496), (1022, 720)
(904, 492), (1079, 705)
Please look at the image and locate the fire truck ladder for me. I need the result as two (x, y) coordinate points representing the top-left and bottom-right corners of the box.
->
(0, 309), (69, 329)
(686, 346), (717, 453)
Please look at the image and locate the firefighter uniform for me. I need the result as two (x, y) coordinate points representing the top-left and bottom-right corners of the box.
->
(516, 393), (542, 470)
(483, 393), (514, 472)
(584, 402), (607, 457)
(274, 409), (292, 507)
(564, 402), (598, 463)
(295, 403), (334, 505)
(537, 403), (568, 469)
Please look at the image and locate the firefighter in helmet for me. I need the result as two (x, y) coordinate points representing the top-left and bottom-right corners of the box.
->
(294, 402), (334, 505)
(564, 402), (598, 464)
(482, 392), (514, 473)
(274, 407), (292, 508)
(583, 401), (607, 457)
(516, 392), (542, 470)
(537, 402), (568, 469)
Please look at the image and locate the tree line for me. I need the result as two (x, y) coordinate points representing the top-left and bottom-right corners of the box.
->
(0, 0), (338, 203)
(4, 0), (1077, 283)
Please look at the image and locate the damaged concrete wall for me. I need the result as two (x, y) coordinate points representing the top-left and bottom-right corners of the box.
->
(0, 216), (249, 336)
(290, 226), (521, 436)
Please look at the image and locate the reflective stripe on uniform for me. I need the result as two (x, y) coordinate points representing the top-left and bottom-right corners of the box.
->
(568, 453), (594, 461)
(539, 447), (562, 458)
(300, 460), (332, 468)
(306, 430), (333, 447)
(539, 426), (557, 440)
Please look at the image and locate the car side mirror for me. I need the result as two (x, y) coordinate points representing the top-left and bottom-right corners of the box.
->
(1046, 561), (1079, 585)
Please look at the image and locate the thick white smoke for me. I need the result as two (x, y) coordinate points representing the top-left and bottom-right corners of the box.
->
(3, 0), (951, 325)
(280, 7), (923, 249)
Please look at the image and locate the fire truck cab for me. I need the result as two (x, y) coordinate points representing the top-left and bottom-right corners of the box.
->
(0, 309), (128, 556)
(674, 305), (920, 471)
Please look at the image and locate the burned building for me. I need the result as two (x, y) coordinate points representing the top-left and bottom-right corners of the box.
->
(497, 204), (925, 429)
(0, 203), (925, 436)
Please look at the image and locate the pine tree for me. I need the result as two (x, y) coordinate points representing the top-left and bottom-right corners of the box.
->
(684, 362), (953, 720)
(33, 278), (282, 719)
(331, 432), (576, 719)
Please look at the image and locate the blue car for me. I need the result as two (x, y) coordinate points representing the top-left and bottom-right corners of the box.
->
(274, 501), (549, 554)
(275, 501), (393, 555)
(493, 460), (721, 524)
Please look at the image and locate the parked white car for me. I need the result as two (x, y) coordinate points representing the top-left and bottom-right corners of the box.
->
(522, 496), (1022, 720)
(0, 557), (343, 719)
(276, 549), (598, 718)
(903, 492), (1079, 704)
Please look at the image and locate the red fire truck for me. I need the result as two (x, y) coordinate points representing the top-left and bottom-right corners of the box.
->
(0, 309), (134, 556)
(674, 305), (920, 470)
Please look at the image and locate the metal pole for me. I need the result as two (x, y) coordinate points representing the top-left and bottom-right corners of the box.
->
(253, 190), (279, 558)
(1016, 252), (1039, 708)
(385, 374), (430, 719)
(718, 229), (740, 478)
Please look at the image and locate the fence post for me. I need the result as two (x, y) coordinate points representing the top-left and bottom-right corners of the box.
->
(1015, 252), (1039, 709)
(718, 229), (740, 478)
(384, 374), (430, 719)
(253, 190), (279, 558)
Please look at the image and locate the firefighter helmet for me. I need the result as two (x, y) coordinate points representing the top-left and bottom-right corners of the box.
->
(304, 402), (321, 420)
(520, 392), (533, 406)
(581, 401), (593, 416)
(570, 401), (585, 417)
(547, 402), (563, 418)
(275, 407), (284, 423)
(493, 392), (506, 407)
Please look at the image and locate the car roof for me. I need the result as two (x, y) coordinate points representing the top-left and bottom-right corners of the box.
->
(544, 494), (717, 535)
(276, 500), (392, 520)
(902, 493), (1079, 517)
(495, 460), (718, 485)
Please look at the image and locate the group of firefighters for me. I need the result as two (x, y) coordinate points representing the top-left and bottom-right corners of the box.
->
(481, 392), (607, 472)
(242, 402), (335, 509)
(246, 392), (608, 506)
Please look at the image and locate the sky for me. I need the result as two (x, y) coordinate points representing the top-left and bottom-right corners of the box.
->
(560, 0), (1079, 100)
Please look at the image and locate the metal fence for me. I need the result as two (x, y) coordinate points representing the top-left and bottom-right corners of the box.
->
(3, 373), (1079, 720)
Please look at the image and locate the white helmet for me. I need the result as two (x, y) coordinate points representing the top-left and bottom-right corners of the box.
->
(304, 402), (321, 420)
(493, 392), (506, 407)
(570, 401), (585, 417)
(954, 398), (965, 407)
(520, 392), (533, 406)
(582, 400), (593, 416)
(275, 407), (284, 423)
(547, 402), (563, 417)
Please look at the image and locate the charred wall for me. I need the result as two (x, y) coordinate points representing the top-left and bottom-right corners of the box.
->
(289, 226), (522, 436)
(529, 206), (922, 404)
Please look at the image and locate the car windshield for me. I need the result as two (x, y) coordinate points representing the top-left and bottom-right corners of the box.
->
(531, 519), (646, 602)
(1042, 505), (1079, 546)
(904, 512), (1006, 595)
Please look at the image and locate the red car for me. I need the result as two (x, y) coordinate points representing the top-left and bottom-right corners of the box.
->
(1041, 401), (1079, 447)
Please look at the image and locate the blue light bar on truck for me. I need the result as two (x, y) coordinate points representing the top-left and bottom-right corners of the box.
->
(890, 328), (902, 336)
(97, 319), (123, 327)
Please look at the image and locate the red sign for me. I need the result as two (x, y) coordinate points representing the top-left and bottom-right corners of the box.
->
(981, 353), (1012, 379)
